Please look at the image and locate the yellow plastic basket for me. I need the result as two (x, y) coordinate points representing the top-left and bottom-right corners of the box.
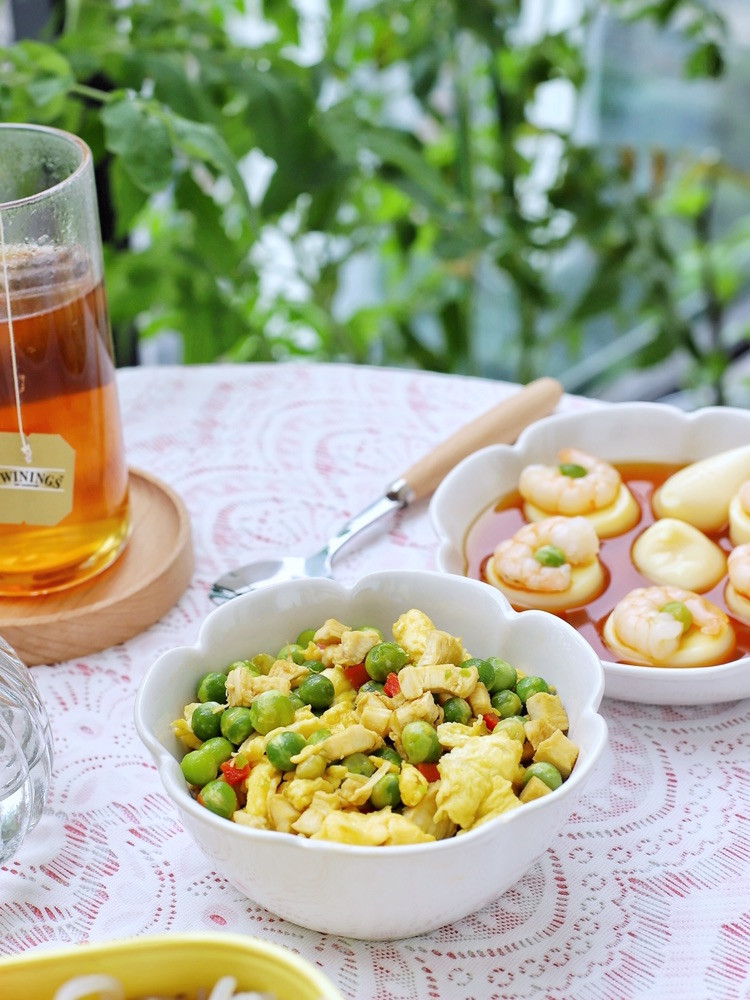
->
(0, 932), (343, 1000)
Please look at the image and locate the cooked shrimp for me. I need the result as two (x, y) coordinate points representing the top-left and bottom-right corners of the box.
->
(492, 515), (599, 593)
(607, 585), (730, 665)
(725, 544), (750, 624)
(728, 544), (750, 597)
(519, 448), (621, 516)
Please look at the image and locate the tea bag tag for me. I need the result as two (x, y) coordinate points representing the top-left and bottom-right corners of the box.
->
(0, 433), (75, 525)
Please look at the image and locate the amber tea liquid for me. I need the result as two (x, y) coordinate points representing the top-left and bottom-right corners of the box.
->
(0, 247), (130, 595)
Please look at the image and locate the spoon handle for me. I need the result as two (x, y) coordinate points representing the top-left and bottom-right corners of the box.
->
(401, 376), (563, 502)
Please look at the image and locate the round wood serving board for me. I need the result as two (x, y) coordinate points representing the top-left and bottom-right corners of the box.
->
(0, 469), (194, 666)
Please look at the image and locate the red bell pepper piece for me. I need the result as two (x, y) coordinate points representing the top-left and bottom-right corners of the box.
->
(483, 712), (498, 731)
(416, 762), (440, 783)
(383, 672), (401, 697)
(343, 662), (370, 689)
(220, 754), (250, 786)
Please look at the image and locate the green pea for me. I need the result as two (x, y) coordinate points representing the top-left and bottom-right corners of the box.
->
(266, 731), (308, 771)
(180, 749), (219, 787)
(220, 706), (255, 745)
(296, 628), (317, 647)
(190, 702), (223, 741)
(278, 643), (306, 664)
(491, 689), (523, 719)
(295, 754), (327, 780)
(559, 462), (587, 478)
(442, 697), (473, 725)
(196, 671), (227, 703)
(249, 690), (296, 735)
(661, 601), (693, 633)
(401, 721), (441, 764)
(200, 779), (237, 819)
(523, 761), (563, 791)
(227, 659), (261, 677)
(515, 675), (550, 704)
(461, 657), (495, 689)
(494, 716), (526, 743)
(199, 737), (234, 765)
(303, 659), (326, 673)
(365, 642), (409, 682)
(342, 752), (376, 776)
(486, 656), (517, 693)
(288, 692), (306, 712)
(534, 545), (566, 568)
(298, 673), (335, 711)
(308, 727), (332, 745)
(359, 679), (385, 694)
(371, 745), (403, 768)
(370, 772), (401, 809)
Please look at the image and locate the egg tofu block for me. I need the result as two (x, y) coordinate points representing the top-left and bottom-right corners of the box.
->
(653, 445), (750, 533)
(729, 492), (750, 546)
(524, 482), (640, 539)
(485, 555), (605, 612)
(632, 518), (727, 592)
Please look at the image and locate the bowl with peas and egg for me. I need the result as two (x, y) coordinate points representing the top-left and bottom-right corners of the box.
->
(430, 400), (750, 705)
(134, 569), (607, 940)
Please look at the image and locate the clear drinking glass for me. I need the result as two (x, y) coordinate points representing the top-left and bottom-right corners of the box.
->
(0, 637), (53, 842)
(0, 123), (131, 595)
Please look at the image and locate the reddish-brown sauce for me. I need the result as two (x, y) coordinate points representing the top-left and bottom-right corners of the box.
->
(467, 462), (750, 665)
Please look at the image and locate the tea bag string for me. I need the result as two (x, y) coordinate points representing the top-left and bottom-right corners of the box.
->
(0, 209), (33, 465)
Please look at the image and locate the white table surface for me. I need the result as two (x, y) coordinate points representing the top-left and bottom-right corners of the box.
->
(1, 362), (749, 1000)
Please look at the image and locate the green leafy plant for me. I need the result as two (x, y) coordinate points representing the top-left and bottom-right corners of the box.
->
(1, 0), (748, 404)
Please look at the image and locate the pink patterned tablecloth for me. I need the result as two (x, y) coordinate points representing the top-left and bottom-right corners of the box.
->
(2, 362), (749, 1000)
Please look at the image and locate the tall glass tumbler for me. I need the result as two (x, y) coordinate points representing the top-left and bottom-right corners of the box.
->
(0, 124), (131, 595)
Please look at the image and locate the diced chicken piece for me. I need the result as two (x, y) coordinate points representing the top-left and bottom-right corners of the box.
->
(435, 731), (522, 830)
(311, 807), (435, 845)
(525, 692), (570, 733)
(392, 609), (435, 662)
(324, 628), (381, 668)
(267, 794), (302, 833)
(524, 716), (557, 752)
(398, 663), (478, 701)
(241, 761), (280, 826)
(416, 629), (466, 668)
(320, 723), (383, 761)
(519, 775), (553, 804)
(391, 691), (441, 738)
(226, 667), (291, 706)
(401, 784), (456, 841)
(291, 790), (344, 837)
(268, 658), (310, 687)
(533, 729), (579, 778)
(355, 692), (394, 737)
(340, 760), (393, 806)
(468, 683), (492, 716)
(314, 618), (348, 644)
(398, 762), (428, 807)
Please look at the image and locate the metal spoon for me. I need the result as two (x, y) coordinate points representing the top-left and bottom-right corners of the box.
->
(209, 376), (563, 603)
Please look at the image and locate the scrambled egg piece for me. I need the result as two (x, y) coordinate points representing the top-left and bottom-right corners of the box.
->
(392, 609), (435, 662)
(435, 730), (523, 830)
(311, 807), (435, 845)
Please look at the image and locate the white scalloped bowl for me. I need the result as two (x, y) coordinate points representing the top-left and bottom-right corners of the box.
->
(430, 401), (750, 705)
(134, 570), (607, 940)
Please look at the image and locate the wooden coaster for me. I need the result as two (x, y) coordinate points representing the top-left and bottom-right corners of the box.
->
(0, 469), (194, 666)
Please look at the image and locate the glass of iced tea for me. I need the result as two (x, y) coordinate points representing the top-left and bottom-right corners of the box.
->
(0, 123), (130, 595)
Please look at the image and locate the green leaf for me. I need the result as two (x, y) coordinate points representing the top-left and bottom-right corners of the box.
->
(102, 99), (175, 193)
